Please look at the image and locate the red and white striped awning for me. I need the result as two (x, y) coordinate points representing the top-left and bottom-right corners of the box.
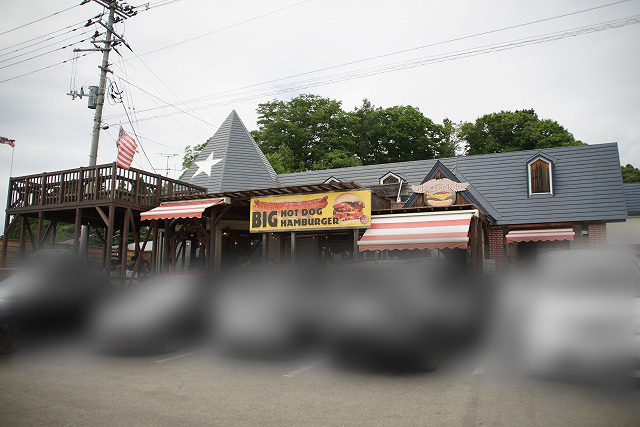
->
(358, 210), (476, 251)
(506, 228), (575, 243)
(140, 198), (228, 221)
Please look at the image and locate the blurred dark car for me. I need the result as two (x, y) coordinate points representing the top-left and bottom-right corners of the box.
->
(0, 249), (111, 354)
(214, 266), (322, 358)
(322, 258), (483, 371)
(91, 272), (214, 353)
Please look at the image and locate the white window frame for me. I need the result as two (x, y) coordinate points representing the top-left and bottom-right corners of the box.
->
(323, 176), (340, 184)
(527, 157), (553, 196)
(380, 172), (402, 185)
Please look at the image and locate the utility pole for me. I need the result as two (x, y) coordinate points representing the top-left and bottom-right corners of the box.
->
(72, 0), (138, 255)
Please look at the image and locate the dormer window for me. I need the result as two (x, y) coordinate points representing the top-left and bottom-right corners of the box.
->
(324, 176), (340, 184)
(380, 172), (402, 185)
(528, 157), (553, 195)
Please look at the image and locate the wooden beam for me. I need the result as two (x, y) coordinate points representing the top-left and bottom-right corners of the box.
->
(24, 218), (36, 253)
(290, 231), (296, 264)
(131, 223), (151, 279)
(104, 205), (115, 276)
(18, 215), (27, 262)
(151, 220), (159, 275)
(95, 206), (109, 226)
(36, 211), (44, 250)
(214, 204), (232, 226)
(128, 209), (140, 256)
(262, 232), (268, 265)
(121, 208), (130, 281)
(40, 220), (53, 247)
(73, 208), (82, 254)
(51, 221), (57, 248)
(163, 219), (171, 271)
(208, 209), (216, 270)
(353, 228), (359, 260)
(1, 214), (11, 268)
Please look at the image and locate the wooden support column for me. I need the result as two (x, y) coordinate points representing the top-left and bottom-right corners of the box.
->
(1, 214), (11, 268)
(121, 208), (130, 280)
(36, 211), (44, 250)
(189, 237), (197, 268)
(208, 209), (216, 270)
(290, 231), (296, 264)
(163, 219), (171, 271)
(353, 228), (359, 260)
(73, 208), (82, 254)
(51, 221), (57, 248)
(104, 205), (115, 276)
(262, 232), (268, 265)
(151, 220), (159, 275)
(18, 215), (27, 262)
(180, 238), (187, 268)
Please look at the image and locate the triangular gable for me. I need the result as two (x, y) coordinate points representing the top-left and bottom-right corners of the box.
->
(185, 110), (277, 192)
(404, 160), (481, 208)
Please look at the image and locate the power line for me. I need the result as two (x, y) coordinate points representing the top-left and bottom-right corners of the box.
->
(0, 51), (96, 84)
(0, 2), (87, 36)
(130, 0), (313, 59)
(124, 14), (640, 123)
(0, 32), (101, 69)
(0, 29), (92, 60)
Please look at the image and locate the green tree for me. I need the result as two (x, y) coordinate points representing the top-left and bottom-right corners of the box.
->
(182, 142), (207, 171)
(459, 109), (583, 155)
(251, 94), (355, 172)
(312, 149), (362, 170)
(621, 164), (640, 183)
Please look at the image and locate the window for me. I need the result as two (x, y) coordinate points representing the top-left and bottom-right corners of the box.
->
(528, 158), (552, 195)
(380, 172), (402, 185)
(324, 176), (340, 184)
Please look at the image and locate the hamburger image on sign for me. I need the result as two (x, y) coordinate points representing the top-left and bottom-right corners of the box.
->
(426, 191), (455, 207)
(333, 192), (366, 223)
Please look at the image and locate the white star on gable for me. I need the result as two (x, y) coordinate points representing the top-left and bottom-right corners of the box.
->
(192, 152), (223, 178)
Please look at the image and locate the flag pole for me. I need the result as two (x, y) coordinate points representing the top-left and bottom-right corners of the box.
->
(9, 146), (14, 177)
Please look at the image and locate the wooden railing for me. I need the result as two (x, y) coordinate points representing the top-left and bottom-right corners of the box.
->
(6, 162), (207, 211)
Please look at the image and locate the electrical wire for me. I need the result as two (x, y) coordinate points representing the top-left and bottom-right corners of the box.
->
(131, 0), (313, 59)
(108, 0), (637, 117)
(121, 14), (640, 123)
(0, 51), (96, 84)
(0, 2), (87, 36)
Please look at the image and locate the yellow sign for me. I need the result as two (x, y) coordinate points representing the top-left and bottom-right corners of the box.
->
(250, 190), (372, 232)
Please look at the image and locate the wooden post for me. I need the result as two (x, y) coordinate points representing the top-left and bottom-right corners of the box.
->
(36, 211), (44, 250)
(151, 220), (159, 275)
(51, 221), (57, 248)
(73, 208), (82, 254)
(121, 208), (130, 280)
(163, 219), (171, 271)
(1, 214), (11, 268)
(262, 232), (268, 264)
(353, 228), (359, 260)
(290, 231), (296, 264)
(180, 238), (187, 268)
(18, 215), (27, 262)
(104, 205), (115, 277)
(208, 209), (216, 270)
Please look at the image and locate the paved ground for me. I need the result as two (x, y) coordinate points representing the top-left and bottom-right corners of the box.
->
(1, 342), (640, 426)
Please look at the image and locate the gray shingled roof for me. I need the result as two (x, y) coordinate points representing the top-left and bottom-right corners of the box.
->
(184, 110), (277, 192)
(624, 182), (640, 215)
(277, 143), (627, 225)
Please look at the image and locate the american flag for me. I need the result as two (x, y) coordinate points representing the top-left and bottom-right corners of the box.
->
(0, 136), (15, 148)
(116, 126), (137, 169)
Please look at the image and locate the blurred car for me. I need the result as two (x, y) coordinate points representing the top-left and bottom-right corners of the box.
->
(322, 258), (482, 371)
(91, 272), (214, 353)
(519, 250), (640, 379)
(0, 249), (111, 354)
(214, 266), (322, 358)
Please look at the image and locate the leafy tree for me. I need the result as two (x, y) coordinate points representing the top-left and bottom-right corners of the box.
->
(459, 109), (583, 155)
(251, 94), (354, 172)
(182, 142), (207, 171)
(312, 149), (362, 170)
(621, 164), (640, 183)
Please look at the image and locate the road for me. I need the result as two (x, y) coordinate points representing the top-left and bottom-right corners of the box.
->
(1, 342), (639, 426)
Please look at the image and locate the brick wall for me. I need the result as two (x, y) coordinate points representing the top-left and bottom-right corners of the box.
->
(587, 223), (607, 248)
(488, 227), (505, 269)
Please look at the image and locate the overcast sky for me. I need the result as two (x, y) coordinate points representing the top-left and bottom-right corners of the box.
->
(1, 0), (639, 233)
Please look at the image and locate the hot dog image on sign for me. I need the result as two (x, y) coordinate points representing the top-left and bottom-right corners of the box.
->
(411, 178), (469, 207)
(250, 190), (372, 232)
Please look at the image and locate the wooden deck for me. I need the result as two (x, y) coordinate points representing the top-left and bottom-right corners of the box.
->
(6, 162), (207, 214)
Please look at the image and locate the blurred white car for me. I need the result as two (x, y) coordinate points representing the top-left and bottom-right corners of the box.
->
(520, 250), (640, 378)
